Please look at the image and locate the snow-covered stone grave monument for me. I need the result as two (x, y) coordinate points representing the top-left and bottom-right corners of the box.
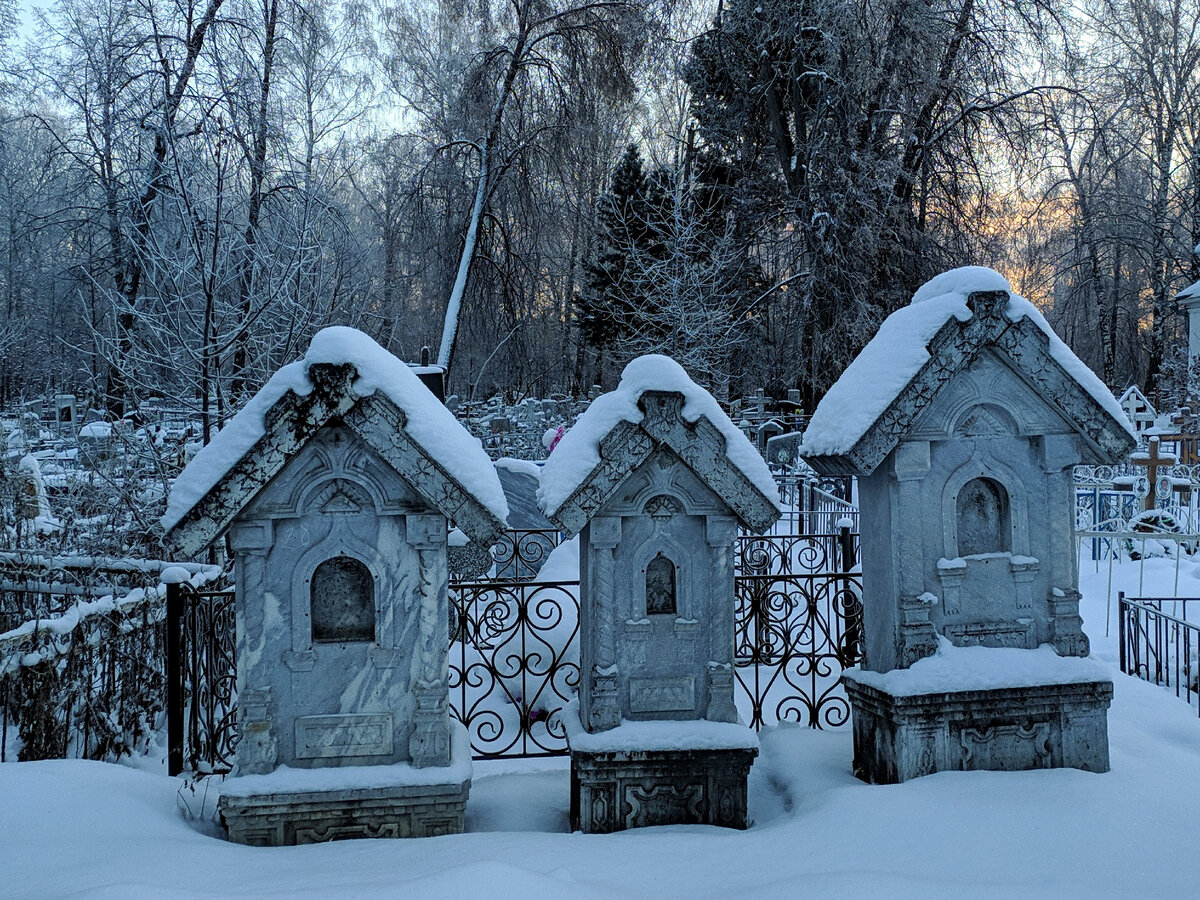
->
(538, 356), (780, 833)
(800, 267), (1135, 784)
(162, 327), (507, 845)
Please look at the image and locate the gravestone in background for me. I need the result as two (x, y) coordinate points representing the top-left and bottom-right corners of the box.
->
(540, 356), (780, 833)
(164, 328), (506, 845)
(800, 270), (1136, 784)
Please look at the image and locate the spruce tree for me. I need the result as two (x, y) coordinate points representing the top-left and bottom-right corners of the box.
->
(577, 144), (665, 349)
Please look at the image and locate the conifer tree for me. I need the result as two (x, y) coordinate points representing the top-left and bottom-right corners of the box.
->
(577, 144), (667, 348)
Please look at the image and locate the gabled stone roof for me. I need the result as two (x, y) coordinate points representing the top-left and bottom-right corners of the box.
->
(802, 291), (1137, 477)
(164, 363), (505, 558)
(543, 391), (780, 537)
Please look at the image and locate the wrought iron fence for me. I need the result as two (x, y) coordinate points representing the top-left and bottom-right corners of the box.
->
(734, 529), (861, 730)
(166, 583), (237, 775)
(488, 528), (563, 580)
(1, 573), (169, 764)
(450, 579), (580, 758)
(1118, 593), (1200, 716)
(167, 528), (863, 773)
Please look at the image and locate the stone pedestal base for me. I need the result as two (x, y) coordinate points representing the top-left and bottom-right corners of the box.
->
(219, 778), (470, 846)
(569, 747), (756, 834)
(842, 674), (1113, 784)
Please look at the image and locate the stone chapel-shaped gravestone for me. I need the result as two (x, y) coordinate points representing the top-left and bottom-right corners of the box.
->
(538, 356), (780, 833)
(163, 327), (507, 845)
(800, 267), (1136, 784)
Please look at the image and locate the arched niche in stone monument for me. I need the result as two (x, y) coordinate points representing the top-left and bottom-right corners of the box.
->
(311, 554), (376, 643)
(645, 552), (677, 616)
(956, 477), (1011, 556)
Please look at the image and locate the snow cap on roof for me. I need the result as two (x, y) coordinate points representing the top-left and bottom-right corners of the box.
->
(1177, 279), (1200, 303)
(800, 266), (1134, 464)
(162, 326), (508, 535)
(537, 354), (781, 526)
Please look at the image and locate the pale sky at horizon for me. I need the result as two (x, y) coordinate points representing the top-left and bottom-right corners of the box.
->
(14, 0), (41, 45)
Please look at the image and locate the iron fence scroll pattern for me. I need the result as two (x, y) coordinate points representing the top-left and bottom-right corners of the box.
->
(1119, 594), (1200, 716)
(487, 529), (563, 580)
(734, 531), (862, 730)
(169, 530), (863, 771)
(449, 580), (580, 757)
(167, 583), (237, 774)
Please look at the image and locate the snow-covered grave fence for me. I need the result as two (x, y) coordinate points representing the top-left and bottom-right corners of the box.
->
(772, 472), (857, 535)
(0, 557), (220, 763)
(171, 525), (862, 773)
(1076, 530), (1200, 638)
(1118, 595), (1200, 716)
(1074, 462), (1200, 555)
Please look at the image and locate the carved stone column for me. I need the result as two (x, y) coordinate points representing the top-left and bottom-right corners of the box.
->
(897, 593), (939, 668)
(1049, 588), (1090, 657)
(409, 679), (451, 768)
(405, 513), (451, 765)
(588, 515), (622, 732)
(894, 442), (934, 667)
(230, 523), (277, 774)
(1040, 435), (1088, 655)
(706, 515), (738, 723)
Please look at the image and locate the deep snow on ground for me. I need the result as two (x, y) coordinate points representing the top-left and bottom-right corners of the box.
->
(3, 552), (1200, 899)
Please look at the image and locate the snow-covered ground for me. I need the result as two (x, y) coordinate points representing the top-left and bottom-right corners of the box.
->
(3, 550), (1200, 898)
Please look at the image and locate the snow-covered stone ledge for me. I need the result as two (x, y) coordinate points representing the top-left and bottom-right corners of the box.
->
(221, 723), (473, 798)
(561, 699), (758, 754)
(843, 638), (1111, 698)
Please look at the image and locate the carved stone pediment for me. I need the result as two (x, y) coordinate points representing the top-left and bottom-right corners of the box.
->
(165, 365), (505, 556)
(955, 405), (1016, 437)
(803, 291), (1136, 476)
(546, 391), (779, 536)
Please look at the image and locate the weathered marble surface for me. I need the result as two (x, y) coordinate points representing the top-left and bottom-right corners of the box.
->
(162, 361), (507, 843)
(803, 291), (1135, 477)
(550, 391), (779, 538)
(799, 289), (1131, 782)
(166, 363), (504, 559)
(843, 673), (1112, 783)
(570, 746), (757, 833)
(544, 393), (778, 734)
(545, 389), (776, 832)
(803, 293), (1134, 673)
(229, 425), (453, 772)
(221, 779), (471, 845)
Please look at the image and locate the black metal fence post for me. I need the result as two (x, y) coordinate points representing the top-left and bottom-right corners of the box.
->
(839, 524), (856, 574)
(1118, 591), (1126, 675)
(166, 580), (183, 777)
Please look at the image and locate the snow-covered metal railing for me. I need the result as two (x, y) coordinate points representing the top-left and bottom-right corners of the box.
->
(1118, 594), (1200, 716)
(1074, 464), (1200, 532)
(1075, 530), (1200, 638)
(773, 474), (857, 534)
(0, 560), (221, 763)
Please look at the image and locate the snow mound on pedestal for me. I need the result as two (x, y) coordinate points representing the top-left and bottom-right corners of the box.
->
(162, 326), (508, 532)
(846, 638), (1110, 697)
(800, 266), (1132, 457)
(537, 355), (780, 517)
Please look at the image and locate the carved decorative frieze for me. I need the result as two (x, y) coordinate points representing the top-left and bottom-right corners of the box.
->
(547, 393), (778, 537)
